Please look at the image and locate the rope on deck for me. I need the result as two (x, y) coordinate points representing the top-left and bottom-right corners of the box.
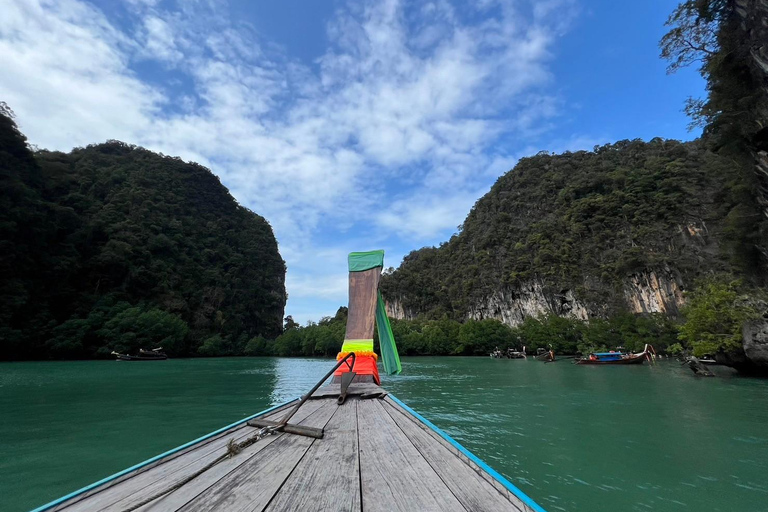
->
(121, 426), (277, 512)
(120, 354), (358, 512)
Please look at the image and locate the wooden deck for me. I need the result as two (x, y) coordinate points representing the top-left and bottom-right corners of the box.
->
(40, 385), (540, 512)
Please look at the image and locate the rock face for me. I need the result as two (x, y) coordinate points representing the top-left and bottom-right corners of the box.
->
(623, 268), (685, 316)
(380, 138), (766, 370)
(734, 0), (768, 224)
(715, 319), (768, 376)
(742, 318), (768, 369)
(466, 281), (589, 327)
(387, 272), (683, 327)
(385, 298), (418, 321)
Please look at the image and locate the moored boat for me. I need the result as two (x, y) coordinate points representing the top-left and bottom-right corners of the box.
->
(535, 347), (555, 362)
(34, 250), (548, 512)
(111, 347), (167, 361)
(575, 344), (656, 365)
(491, 348), (526, 359)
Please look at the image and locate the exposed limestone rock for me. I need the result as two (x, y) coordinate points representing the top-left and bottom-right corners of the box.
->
(715, 318), (768, 375)
(680, 221), (708, 240)
(623, 268), (685, 315)
(452, 270), (685, 328)
(385, 298), (417, 321)
(742, 318), (768, 368)
(386, 268), (685, 328)
(735, 0), (768, 227)
(467, 281), (589, 327)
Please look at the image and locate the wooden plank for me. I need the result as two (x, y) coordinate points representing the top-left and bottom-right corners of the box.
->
(383, 397), (537, 512)
(175, 399), (339, 512)
(310, 383), (384, 398)
(344, 268), (380, 340)
(382, 399), (527, 512)
(356, 399), (466, 512)
(137, 400), (336, 512)
(246, 420), (324, 439)
(50, 400), (299, 512)
(265, 400), (361, 512)
(59, 400), (323, 512)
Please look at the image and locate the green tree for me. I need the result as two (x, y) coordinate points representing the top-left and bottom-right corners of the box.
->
(0, 106), (287, 360)
(457, 319), (514, 356)
(273, 328), (303, 357)
(198, 334), (225, 356)
(661, 0), (767, 267)
(244, 336), (272, 356)
(97, 304), (189, 356)
(678, 277), (759, 356)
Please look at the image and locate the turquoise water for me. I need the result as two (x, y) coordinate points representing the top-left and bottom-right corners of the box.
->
(1, 357), (767, 511)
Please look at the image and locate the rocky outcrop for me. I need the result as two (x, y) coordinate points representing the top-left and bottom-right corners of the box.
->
(735, 0), (768, 217)
(742, 318), (768, 368)
(710, 316), (768, 375)
(385, 297), (418, 321)
(458, 270), (684, 328)
(466, 281), (589, 327)
(623, 268), (685, 315)
(386, 269), (687, 327)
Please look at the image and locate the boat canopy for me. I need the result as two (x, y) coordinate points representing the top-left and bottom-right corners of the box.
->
(593, 353), (624, 360)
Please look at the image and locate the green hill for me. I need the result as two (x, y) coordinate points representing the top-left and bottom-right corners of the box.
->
(381, 138), (761, 324)
(0, 105), (286, 359)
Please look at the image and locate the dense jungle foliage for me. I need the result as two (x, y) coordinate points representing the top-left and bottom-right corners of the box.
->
(0, 106), (286, 360)
(380, 139), (759, 318)
(260, 308), (677, 358)
(3, 1), (767, 363)
(379, 0), (768, 364)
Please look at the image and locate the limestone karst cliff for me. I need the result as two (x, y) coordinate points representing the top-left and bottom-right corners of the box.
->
(381, 139), (762, 327)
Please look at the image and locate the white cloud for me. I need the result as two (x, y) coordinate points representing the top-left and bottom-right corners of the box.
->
(0, 0), (579, 323)
(0, 0), (160, 148)
(140, 15), (182, 63)
(377, 192), (480, 240)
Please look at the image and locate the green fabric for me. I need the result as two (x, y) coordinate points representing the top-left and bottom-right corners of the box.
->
(376, 291), (401, 375)
(348, 250), (385, 272)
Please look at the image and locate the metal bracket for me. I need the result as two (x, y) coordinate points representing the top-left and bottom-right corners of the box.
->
(338, 370), (357, 405)
(244, 352), (357, 440)
(246, 419), (324, 439)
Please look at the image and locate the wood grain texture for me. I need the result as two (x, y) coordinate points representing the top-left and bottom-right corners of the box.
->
(344, 268), (380, 340)
(383, 397), (533, 512)
(49, 400), (300, 512)
(136, 400), (332, 512)
(48, 393), (542, 512)
(55, 400), (317, 512)
(382, 399), (528, 512)
(356, 399), (466, 512)
(264, 400), (361, 512)
(175, 400), (339, 512)
(310, 383), (384, 399)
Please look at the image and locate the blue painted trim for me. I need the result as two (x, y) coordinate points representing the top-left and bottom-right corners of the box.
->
(388, 394), (548, 512)
(29, 399), (297, 512)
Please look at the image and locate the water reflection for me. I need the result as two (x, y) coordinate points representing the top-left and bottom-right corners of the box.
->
(269, 357), (335, 404)
(3, 356), (768, 512)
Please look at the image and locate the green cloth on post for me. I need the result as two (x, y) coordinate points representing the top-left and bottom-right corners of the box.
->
(376, 291), (401, 375)
(348, 250), (385, 272)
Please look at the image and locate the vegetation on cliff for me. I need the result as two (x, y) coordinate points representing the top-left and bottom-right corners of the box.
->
(381, 139), (757, 319)
(0, 105), (286, 360)
(379, 0), (768, 365)
(256, 308), (677, 358)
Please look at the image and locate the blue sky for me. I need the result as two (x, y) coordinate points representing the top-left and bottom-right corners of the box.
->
(0, 0), (703, 324)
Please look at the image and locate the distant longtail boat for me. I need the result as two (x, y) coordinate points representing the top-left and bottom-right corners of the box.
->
(111, 348), (167, 361)
(33, 250), (547, 512)
(575, 344), (656, 365)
